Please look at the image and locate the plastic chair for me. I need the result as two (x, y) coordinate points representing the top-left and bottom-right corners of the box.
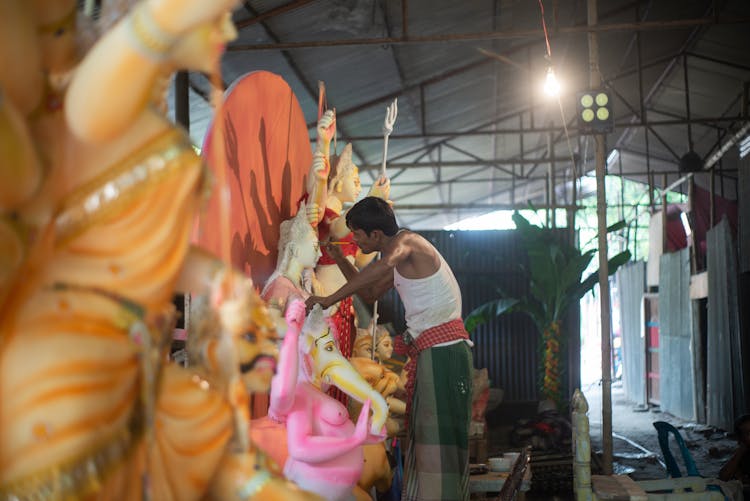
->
(653, 421), (700, 478)
(652, 421), (731, 498)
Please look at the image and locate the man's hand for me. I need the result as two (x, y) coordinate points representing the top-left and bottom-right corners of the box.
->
(323, 240), (345, 262)
(305, 295), (334, 312)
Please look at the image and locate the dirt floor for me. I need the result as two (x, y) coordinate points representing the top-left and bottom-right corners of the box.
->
(584, 380), (738, 481)
(479, 381), (740, 500)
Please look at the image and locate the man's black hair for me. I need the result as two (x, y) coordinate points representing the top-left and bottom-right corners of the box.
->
(735, 414), (750, 435)
(345, 196), (399, 236)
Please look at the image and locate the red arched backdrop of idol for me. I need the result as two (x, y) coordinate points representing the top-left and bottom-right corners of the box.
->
(195, 71), (312, 288)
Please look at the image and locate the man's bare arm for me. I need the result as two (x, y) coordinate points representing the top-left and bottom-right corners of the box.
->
(325, 242), (393, 302)
(306, 258), (391, 309)
(719, 444), (748, 481)
(306, 239), (409, 309)
(325, 242), (359, 281)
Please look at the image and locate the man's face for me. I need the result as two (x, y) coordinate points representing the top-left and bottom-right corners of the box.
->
(351, 228), (379, 254)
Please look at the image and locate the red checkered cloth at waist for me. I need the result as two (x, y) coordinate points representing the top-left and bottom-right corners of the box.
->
(394, 318), (470, 426)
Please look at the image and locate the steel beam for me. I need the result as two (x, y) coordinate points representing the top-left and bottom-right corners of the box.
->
(235, 0), (314, 29)
(313, 117), (746, 142)
(358, 158), (573, 170)
(227, 16), (750, 51)
(394, 203), (579, 211)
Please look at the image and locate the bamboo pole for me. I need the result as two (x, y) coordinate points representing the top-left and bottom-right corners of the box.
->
(587, 0), (613, 475)
(175, 72), (190, 131)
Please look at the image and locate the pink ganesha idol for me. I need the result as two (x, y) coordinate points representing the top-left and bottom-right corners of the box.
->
(251, 301), (387, 501)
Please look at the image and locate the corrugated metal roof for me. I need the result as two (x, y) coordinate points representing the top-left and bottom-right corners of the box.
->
(169, 0), (750, 228)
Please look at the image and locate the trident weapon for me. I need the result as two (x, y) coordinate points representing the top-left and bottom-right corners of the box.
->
(371, 99), (398, 358)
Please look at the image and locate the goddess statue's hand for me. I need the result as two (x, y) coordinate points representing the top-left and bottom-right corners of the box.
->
(284, 299), (306, 333)
(300, 268), (319, 295)
(310, 152), (329, 180)
(353, 399), (373, 444)
(305, 202), (321, 226)
(316, 110), (336, 145)
(147, 0), (239, 36)
(365, 424), (388, 444)
(367, 175), (391, 201)
(210, 267), (252, 310)
(213, 275), (258, 336)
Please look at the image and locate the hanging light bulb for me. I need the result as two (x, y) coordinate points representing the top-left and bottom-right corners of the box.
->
(543, 66), (560, 97)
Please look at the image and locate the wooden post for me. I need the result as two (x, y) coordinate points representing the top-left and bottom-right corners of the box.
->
(175, 71), (190, 131)
(662, 174), (668, 254)
(710, 166), (715, 228)
(688, 177), (697, 273)
(587, 0), (613, 475)
(549, 129), (557, 228)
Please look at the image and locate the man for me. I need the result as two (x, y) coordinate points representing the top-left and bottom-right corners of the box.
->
(720, 415), (750, 490)
(305, 196), (474, 501)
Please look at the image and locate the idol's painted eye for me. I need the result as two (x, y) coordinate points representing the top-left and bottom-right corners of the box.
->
(325, 345), (334, 352)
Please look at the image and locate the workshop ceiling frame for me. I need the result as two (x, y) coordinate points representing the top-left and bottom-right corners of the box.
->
(191, 0), (750, 228)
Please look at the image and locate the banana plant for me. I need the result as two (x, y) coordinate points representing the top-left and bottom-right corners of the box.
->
(464, 211), (632, 408)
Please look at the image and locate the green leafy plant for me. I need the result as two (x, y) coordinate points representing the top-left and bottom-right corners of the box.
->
(464, 212), (631, 408)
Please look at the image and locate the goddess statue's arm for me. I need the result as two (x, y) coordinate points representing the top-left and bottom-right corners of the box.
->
(286, 400), (371, 463)
(322, 242), (358, 282)
(386, 397), (406, 415)
(267, 300), (305, 420)
(66, 0), (238, 142)
(174, 246), (229, 296)
(305, 110), (335, 225)
(210, 451), (324, 501)
(327, 212), (352, 241)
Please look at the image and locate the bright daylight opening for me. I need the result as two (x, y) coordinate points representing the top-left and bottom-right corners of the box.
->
(444, 210), (517, 231)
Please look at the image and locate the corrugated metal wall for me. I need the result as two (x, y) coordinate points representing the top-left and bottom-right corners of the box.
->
(738, 152), (750, 418)
(707, 218), (744, 431)
(618, 261), (647, 407)
(739, 152), (750, 274)
(658, 249), (696, 421)
(378, 229), (579, 402)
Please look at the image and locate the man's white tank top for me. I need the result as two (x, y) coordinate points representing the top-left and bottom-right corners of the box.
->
(393, 252), (463, 341)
